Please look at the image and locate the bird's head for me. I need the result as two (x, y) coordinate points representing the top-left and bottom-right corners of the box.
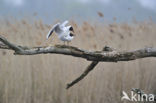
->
(69, 26), (74, 32)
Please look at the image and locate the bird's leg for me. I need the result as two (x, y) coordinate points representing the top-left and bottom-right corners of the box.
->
(67, 41), (69, 46)
(63, 41), (65, 45)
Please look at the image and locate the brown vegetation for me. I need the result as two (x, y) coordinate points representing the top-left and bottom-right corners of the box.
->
(0, 19), (156, 103)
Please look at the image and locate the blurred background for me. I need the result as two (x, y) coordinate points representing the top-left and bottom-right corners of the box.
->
(0, 0), (156, 23)
(0, 0), (156, 103)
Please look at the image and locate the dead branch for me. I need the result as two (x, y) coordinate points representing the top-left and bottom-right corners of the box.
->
(67, 61), (99, 89)
(0, 35), (22, 51)
(0, 42), (9, 49)
(1, 35), (156, 89)
(66, 47), (113, 89)
(0, 35), (156, 62)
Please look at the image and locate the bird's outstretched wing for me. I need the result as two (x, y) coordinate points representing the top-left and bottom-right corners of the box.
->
(60, 20), (69, 27)
(46, 23), (59, 39)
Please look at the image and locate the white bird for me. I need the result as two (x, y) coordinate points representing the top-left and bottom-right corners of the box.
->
(46, 20), (75, 44)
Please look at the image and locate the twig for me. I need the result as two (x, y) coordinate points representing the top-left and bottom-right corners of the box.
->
(66, 61), (99, 89)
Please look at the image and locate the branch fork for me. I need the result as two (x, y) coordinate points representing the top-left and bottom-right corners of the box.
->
(0, 35), (156, 89)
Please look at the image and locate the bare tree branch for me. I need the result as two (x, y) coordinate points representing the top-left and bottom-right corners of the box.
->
(0, 42), (9, 49)
(0, 35), (156, 62)
(67, 61), (99, 89)
(66, 47), (113, 89)
(0, 35), (23, 51)
(1, 35), (156, 89)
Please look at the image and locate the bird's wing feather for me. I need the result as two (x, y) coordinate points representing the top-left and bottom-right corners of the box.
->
(46, 23), (59, 39)
(60, 20), (69, 27)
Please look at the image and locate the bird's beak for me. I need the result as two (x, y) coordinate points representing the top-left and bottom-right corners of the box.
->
(69, 33), (76, 36)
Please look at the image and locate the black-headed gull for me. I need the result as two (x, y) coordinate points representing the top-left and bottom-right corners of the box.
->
(46, 20), (75, 44)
